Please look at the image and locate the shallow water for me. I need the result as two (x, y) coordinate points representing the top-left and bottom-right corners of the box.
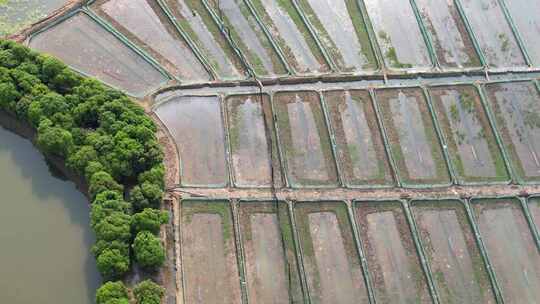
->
(0, 126), (100, 304)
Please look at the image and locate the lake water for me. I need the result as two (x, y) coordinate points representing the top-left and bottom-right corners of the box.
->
(0, 126), (100, 303)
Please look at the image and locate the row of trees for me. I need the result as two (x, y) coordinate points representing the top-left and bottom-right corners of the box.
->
(0, 39), (168, 303)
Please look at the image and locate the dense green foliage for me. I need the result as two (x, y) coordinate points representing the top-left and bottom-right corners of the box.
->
(0, 40), (167, 296)
(133, 280), (165, 304)
(96, 281), (129, 304)
(133, 231), (166, 269)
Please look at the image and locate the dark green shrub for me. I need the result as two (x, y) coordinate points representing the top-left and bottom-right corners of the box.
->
(133, 231), (165, 270)
(133, 279), (165, 304)
(96, 281), (129, 304)
(132, 208), (169, 235)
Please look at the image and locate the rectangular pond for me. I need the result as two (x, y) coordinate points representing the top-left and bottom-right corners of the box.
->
(429, 85), (509, 183)
(355, 201), (431, 303)
(376, 87), (450, 186)
(226, 94), (281, 187)
(92, 0), (210, 83)
(154, 95), (228, 187)
(415, 0), (481, 69)
(295, 0), (377, 72)
(295, 201), (369, 304)
(410, 200), (495, 303)
(502, 0), (540, 67)
(323, 89), (394, 187)
(206, 0), (287, 77)
(363, 0), (431, 70)
(238, 201), (304, 304)
(274, 91), (338, 187)
(485, 81), (540, 183)
(164, 0), (246, 79)
(180, 200), (243, 304)
(458, 0), (525, 68)
(249, 0), (329, 75)
(28, 12), (167, 96)
(471, 198), (540, 303)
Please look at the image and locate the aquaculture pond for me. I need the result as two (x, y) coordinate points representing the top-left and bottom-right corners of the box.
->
(0, 126), (100, 304)
(0, 0), (68, 36)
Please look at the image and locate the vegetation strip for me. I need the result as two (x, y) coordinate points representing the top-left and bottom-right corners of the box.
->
(0, 39), (168, 303)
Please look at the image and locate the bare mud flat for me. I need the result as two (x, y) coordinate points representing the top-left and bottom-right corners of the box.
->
(471, 198), (540, 303)
(226, 94), (281, 187)
(503, 0), (540, 67)
(206, 0), (286, 77)
(92, 0), (209, 82)
(238, 202), (304, 304)
(324, 89), (394, 187)
(528, 197), (540, 235)
(181, 200), (242, 304)
(459, 0), (525, 68)
(411, 200), (495, 303)
(295, 202), (369, 304)
(154, 95), (228, 187)
(296, 0), (377, 72)
(165, 0), (245, 79)
(274, 91), (338, 187)
(250, 0), (329, 75)
(430, 85), (508, 183)
(376, 88), (449, 186)
(363, 0), (431, 70)
(355, 201), (431, 303)
(28, 12), (167, 96)
(485, 81), (540, 182)
(415, 0), (480, 69)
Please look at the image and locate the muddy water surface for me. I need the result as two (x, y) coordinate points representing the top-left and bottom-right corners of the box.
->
(0, 126), (100, 304)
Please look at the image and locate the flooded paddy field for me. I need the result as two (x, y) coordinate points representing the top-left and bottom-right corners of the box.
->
(180, 200), (242, 304)
(225, 93), (281, 188)
(295, 201), (369, 304)
(415, 0), (480, 69)
(164, 0), (246, 80)
(295, 0), (376, 73)
(355, 200), (431, 303)
(154, 95), (228, 187)
(457, 0), (525, 69)
(28, 12), (167, 96)
(502, 0), (540, 67)
(470, 198), (540, 303)
(205, 0), (287, 77)
(429, 85), (509, 184)
(410, 200), (495, 303)
(323, 89), (394, 187)
(90, 0), (210, 83)
(274, 90), (338, 187)
(363, 0), (431, 71)
(248, 0), (329, 75)
(238, 201), (304, 304)
(375, 87), (450, 186)
(484, 81), (540, 183)
(528, 197), (540, 236)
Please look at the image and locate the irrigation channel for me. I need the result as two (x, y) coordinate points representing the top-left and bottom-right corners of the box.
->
(3, 0), (540, 303)
(0, 126), (100, 303)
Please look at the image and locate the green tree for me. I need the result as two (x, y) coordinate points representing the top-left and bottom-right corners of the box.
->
(129, 182), (162, 211)
(131, 208), (169, 235)
(94, 212), (132, 243)
(67, 145), (98, 174)
(88, 171), (123, 199)
(133, 231), (165, 269)
(96, 248), (130, 280)
(36, 120), (74, 157)
(133, 279), (165, 304)
(96, 281), (129, 304)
